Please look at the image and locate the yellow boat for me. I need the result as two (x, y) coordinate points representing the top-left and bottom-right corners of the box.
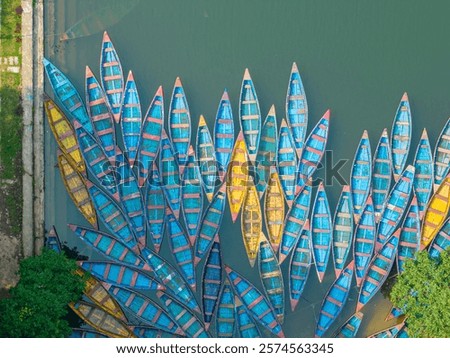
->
(45, 98), (86, 175)
(227, 131), (249, 222)
(241, 179), (262, 267)
(264, 170), (285, 253)
(57, 152), (98, 228)
(421, 175), (450, 249)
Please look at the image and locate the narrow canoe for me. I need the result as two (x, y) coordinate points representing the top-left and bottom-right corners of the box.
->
(350, 130), (372, 222)
(235, 296), (261, 338)
(397, 195), (420, 274)
(334, 312), (364, 338)
(413, 129), (433, 219)
(286, 62), (308, 158)
(311, 182), (333, 283)
(264, 170), (285, 253)
(239, 68), (261, 163)
(255, 105), (278, 197)
(120, 71), (142, 167)
(433, 117), (450, 190)
(296, 110), (330, 190)
(45, 225), (62, 253)
(259, 233), (285, 323)
(214, 89), (235, 180)
(368, 322), (405, 338)
(132, 326), (183, 338)
(277, 118), (297, 206)
(100, 31), (123, 123)
(396, 325), (409, 338)
(357, 232), (399, 311)
(391, 93), (412, 181)
(428, 217), (450, 260)
(332, 185), (354, 278)
(385, 306), (404, 321)
(315, 261), (354, 338)
(353, 195), (376, 287)
(70, 328), (108, 338)
(225, 265), (284, 337)
(372, 128), (392, 221)
(138, 85), (164, 186)
(157, 292), (209, 338)
(241, 180), (262, 267)
(197, 115), (217, 201)
(279, 180), (312, 264)
(216, 279), (236, 338)
(289, 219), (312, 311)
(85, 66), (116, 162)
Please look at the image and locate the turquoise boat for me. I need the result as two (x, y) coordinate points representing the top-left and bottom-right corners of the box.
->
(315, 261), (354, 338)
(157, 292), (209, 338)
(214, 90), (235, 180)
(279, 181), (312, 264)
(70, 329), (107, 338)
(216, 279), (235, 338)
(428, 217), (450, 259)
(297, 110), (330, 189)
(235, 296), (261, 338)
(100, 31), (123, 123)
(169, 77), (191, 170)
(376, 165), (414, 251)
(277, 118), (297, 205)
(397, 195), (420, 274)
(332, 185), (354, 278)
(391, 93), (412, 181)
(353, 195), (376, 287)
(85, 66), (116, 162)
(239, 68), (261, 163)
(334, 312), (364, 338)
(45, 226), (62, 253)
(138, 85), (164, 186)
(396, 325), (409, 338)
(181, 147), (204, 246)
(225, 265), (284, 337)
(368, 322), (405, 338)
(372, 128), (392, 221)
(413, 129), (433, 219)
(132, 326), (183, 338)
(43, 58), (92, 133)
(196, 115), (217, 201)
(385, 306), (404, 321)
(286, 62), (308, 158)
(289, 220), (312, 311)
(433, 118), (450, 191)
(350, 130), (372, 222)
(357, 233), (399, 311)
(311, 182), (333, 283)
(120, 71), (142, 167)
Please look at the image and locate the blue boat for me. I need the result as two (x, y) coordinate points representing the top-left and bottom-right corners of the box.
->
(196, 115), (217, 201)
(235, 296), (261, 338)
(428, 217), (450, 260)
(132, 326), (183, 338)
(368, 322), (405, 338)
(397, 195), (420, 274)
(372, 128), (392, 221)
(45, 226), (62, 253)
(70, 328), (107, 338)
(385, 306), (404, 321)
(334, 312), (364, 338)
(433, 118), (450, 191)
(391, 93), (412, 181)
(277, 118), (297, 206)
(413, 129), (433, 219)
(396, 325), (410, 338)
(216, 279), (236, 338)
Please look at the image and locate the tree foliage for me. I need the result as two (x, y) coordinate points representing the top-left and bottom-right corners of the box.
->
(0, 249), (86, 337)
(390, 249), (450, 338)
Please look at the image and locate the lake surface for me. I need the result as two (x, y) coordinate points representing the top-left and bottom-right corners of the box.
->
(43, 0), (450, 337)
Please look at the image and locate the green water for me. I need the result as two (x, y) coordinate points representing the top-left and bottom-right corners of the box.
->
(44, 0), (450, 337)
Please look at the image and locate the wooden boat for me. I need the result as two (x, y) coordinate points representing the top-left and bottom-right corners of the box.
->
(181, 147), (204, 246)
(391, 93), (412, 181)
(120, 71), (142, 167)
(132, 326), (183, 338)
(225, 265), (284, 337)
(350, 130), (372, 222)
(227, 131), (249, 222)
(289, 219), (312, 311)
(138, 85), (164, 186)
(395, 325), (409, 338)
(45, 226), (62, 253)
(85, 66), (116, 162)
(385, 306), (404, 321)
(235, 296), (261, 338)
(241, 180), (262, 267)
(372, 128), (392, 221)
(397, 195), (420, 274)
(277, 118), (297, 205)
(413, 129), (433, 219)
(216, 279), (235, 338)
(421, 175), (450, 249)
(43, 58), (92, 133)
(197, 115), (217, 201)
(428, 217), (450, 259)
(202, 235), (222, 330)
(194, 183), (226, 265)
(57, 152), (98, 228)
(311, 182), (333, 282)
(45, 98), (86, 174)
(357, 232), (399, 311)
(332, 185), (354, 278)
(296, 110), (330, 189)
(286, 62), (308, 158)
(376, 165), (414, 251)
(239, 68), (261, 163)
(157, 292), (209, 338)
(315, 261), (354, 338)
(433, 117), (450, 190)
(255, 105), (278, 197)
(279, 180), (312, 264)
(159, 129), (181, 219)
(100, 31), (123, 123)
(334, 312), (364, 338)
(70, 328), (108, 338)
(69, 301), (135, 338)
(353, 196), (376, 287)
(169, 77), (191, 170)
(368, 322), (405, 338)
(214, 89), (235, 180)
(264, 170), (285, 253)
(258, 233), (285, 323)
